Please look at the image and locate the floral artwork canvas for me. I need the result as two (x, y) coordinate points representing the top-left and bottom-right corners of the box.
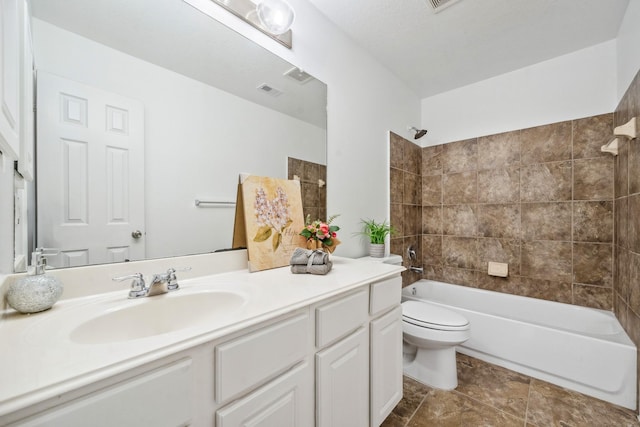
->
(233, 175), (306, 272)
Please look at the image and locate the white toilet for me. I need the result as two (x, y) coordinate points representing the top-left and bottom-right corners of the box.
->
(401, 300), (470, 390)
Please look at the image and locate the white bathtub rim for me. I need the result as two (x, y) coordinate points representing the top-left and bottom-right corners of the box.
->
(402, 294), (634, 347)
(401, 281), (633, 344)
(402, 281), (624, 336)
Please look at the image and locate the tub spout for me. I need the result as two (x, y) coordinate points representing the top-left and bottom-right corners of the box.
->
(410, 266), (423, 274)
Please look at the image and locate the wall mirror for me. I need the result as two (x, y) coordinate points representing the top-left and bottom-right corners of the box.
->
(23, 0), (327, 270)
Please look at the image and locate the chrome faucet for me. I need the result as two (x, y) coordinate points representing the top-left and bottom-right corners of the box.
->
(113, 267), (191, 299)
(407, 246), (423, 274)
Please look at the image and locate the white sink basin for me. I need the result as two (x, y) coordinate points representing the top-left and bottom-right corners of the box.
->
(70, 290), (246, 344)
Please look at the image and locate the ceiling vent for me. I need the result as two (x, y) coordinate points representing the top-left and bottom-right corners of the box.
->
(427, 0), (462, 13)
(283, 67), (314, 84)
(256, 83), (283, 97)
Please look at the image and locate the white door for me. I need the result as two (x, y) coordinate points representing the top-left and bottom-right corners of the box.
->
(0, 0), (21, 159)
(37, 72), (145, 267)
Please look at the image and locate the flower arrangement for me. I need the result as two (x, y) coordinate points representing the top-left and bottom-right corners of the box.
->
(300, 214), (340, 253)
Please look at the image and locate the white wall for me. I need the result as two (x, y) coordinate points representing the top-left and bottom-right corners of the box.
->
(4, 1), (640, 270)
(184, 0), (421, 257)
(420, 40), (618, 146)
(32, 19), (327, 259)
(616, 1), (640, 100)
(0, 154), (14, 273)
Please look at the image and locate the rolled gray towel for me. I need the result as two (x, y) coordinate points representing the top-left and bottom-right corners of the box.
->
(289, 247), (329, 266)
(289, 247), (332, 275)
(291, 260), (333, 275)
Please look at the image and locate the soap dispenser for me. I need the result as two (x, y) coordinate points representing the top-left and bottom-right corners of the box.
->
(7, 249), (64, 314)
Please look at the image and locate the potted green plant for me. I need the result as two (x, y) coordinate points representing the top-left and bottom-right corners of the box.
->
(358, 219), (394, 258)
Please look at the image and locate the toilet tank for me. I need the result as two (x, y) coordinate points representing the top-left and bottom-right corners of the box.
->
(357, 254), (402, 266)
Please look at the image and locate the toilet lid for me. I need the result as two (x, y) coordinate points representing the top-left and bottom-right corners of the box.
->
(402, 300), (469, 331)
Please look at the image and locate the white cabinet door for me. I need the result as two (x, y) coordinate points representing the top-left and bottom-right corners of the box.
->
(316, 327), (369, 427)
(370, 306), (403, 427)
(216, 361), (313, 427)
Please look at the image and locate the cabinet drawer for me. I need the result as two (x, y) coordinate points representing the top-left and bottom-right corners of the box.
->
(216, 361), (313, 427)
(370, 276), (401, 316)
(316, 289), (368, 348)
(14, 358), (192, 427)
(215, 312), (309, 403)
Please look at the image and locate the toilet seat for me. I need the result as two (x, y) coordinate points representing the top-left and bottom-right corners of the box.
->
(402, 300), (469, 331)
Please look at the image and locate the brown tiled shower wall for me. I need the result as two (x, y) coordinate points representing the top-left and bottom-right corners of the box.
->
(613, 68), (640, 399)
(288, 157), (327, 222)
(389, 113), (616, 308)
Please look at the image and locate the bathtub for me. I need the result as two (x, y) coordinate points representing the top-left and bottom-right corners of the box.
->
(402, 280), (637, 410)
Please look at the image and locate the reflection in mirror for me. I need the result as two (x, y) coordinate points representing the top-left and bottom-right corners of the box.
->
(26, 0), (327, 270)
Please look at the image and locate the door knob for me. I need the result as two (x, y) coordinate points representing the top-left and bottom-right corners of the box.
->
(131, 230), (143, 239)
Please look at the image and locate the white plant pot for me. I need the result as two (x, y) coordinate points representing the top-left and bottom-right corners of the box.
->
(369, 243), (385, 258)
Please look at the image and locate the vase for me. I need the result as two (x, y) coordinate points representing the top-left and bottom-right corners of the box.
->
(306, 239), (325, 251)
(323, 238), (340, 254)
(306, 238), (341, 254)
(369, 243), (385, 258)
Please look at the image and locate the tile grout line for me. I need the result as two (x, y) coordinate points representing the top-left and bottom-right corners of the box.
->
(404, 391), (431, 427)
(524, 377), (533, 426)
(450, 388), (527, 424)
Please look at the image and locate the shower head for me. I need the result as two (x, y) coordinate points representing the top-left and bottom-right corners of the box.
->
(409, 126), (428, 139)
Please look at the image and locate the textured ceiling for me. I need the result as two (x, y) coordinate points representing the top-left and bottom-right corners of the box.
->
(308, 0), (630, 98)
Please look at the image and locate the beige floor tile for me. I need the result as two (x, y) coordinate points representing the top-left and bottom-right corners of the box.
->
(381, 376), (433, 427)
(460, 397), (525, 427)
(456, 353), (530, 419)
(407, 389), (464, 427)
(526, 378), (639, 427)
(406, 389), (525, 427)
(384, 354), (640, 427)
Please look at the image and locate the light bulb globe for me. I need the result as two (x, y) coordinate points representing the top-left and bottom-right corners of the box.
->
(256, 0), (295, 35)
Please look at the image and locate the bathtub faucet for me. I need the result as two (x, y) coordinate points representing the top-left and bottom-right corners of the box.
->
(407, 246), (423, 274)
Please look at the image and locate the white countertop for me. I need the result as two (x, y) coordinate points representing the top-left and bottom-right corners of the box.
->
(0, 256), (403, 417)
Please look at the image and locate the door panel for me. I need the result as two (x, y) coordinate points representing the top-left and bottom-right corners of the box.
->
(37, 72), (145, 267)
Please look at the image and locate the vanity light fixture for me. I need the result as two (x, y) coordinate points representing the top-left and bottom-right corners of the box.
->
(256, 0), (295, 36)
(208, 0), (293, 48)
(601, 116), (638, 156)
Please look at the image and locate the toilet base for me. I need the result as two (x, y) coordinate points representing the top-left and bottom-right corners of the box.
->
(403, 345), (459, 390)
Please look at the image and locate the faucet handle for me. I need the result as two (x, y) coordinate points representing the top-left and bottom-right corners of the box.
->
(166, 267), (191, 291)
(112, 273), (147, 298)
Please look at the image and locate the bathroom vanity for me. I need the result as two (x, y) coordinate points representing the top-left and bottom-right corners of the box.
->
(0, 253), (404, 426)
